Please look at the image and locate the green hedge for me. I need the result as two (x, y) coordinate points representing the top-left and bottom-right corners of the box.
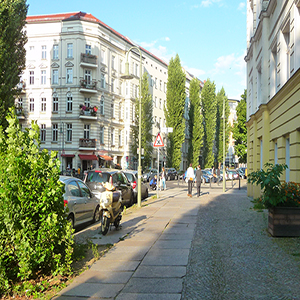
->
(0, 110), (73, 295)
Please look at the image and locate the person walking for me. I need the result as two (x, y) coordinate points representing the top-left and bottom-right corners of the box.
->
(186, 163), (195, 197)
(161, 167), (166, 190)
(195, 165), (202, 197)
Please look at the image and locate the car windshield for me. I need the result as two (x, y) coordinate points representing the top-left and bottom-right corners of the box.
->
(87, 171), (110, 183)
(125, 173), (134, 182)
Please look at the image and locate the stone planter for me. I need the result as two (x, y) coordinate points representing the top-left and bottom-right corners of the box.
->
(268, 207), (300, 237)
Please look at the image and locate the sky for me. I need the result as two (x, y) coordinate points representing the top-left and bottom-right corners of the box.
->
(26, 0), (247, 100)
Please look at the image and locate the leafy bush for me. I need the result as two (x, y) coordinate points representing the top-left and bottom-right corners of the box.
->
(0, 111), (73, 295)
(247, 163), (300, 208)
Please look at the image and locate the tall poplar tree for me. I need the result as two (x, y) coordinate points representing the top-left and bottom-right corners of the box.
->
(215, 87), (230, 165)
(164, 54), (186, 171)
(201, 79), (217, 168)
(0, 0), (28, 129)
(188, 77), (203, 168)
(233, 89), (247, 163)
(130, 72), (153, 169)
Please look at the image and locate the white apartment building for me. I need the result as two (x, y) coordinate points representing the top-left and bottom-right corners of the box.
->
(18, 12), (171, 173)
(245, 0), (300, 197)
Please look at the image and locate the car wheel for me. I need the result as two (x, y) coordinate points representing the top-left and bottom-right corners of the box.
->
(114, 215), (121, 229)
(101, 216), (110, 235)
(93, 205), (101, 223)
(67, 215), (74, 228)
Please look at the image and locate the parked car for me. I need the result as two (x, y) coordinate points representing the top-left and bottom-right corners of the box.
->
(237, 167), (247, 179)
(84, 169), (134, 207)
(60, 176), (100, 228)
(227, 170), (239, 180)
(123, 170), (149, 202)
(183, 169), (209, 184)
(178, 170), (185, 180)
(142, 168), (159, 182)
(165, 168), (178, 180)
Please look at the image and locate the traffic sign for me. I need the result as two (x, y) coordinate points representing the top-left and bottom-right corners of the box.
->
(153, 133), (164, 147)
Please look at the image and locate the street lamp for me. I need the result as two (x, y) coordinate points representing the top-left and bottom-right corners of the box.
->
(121, 47), (142, 207)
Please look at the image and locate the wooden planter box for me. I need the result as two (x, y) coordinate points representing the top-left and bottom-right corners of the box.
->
(268, 207), (300, 237)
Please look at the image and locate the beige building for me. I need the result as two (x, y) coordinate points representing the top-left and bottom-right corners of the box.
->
(17, 12), (177, 173)
(245, 0), (300, 198)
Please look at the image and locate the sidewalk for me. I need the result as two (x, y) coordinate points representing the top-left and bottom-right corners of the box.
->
(52, 182), (300, 299)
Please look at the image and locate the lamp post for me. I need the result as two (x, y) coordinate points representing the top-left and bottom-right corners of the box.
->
(121, 47), (142, 207)
(223, 97), (226, 193)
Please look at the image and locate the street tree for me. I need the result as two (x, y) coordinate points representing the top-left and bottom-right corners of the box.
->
(188, 77), (204, 168)
(233, 89), (247, 163)
(164, 54), (186, 171)
(201, 79), (217, 168)
(130, 72), (153, 169)
(0, 0), (28, 129)
(215, 87), (230, 166)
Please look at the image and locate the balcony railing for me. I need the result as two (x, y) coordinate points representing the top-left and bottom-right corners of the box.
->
(81, 53), (97, 65)
(79, 138), (96, 148)
(80, 79), (97, 90)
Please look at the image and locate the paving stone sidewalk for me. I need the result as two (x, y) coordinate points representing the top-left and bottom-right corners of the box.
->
(53, 182), (300, 299)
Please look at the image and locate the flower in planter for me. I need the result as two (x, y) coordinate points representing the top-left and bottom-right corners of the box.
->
(93, 106), (98, 112)
(247, 163), (294, 208)
(81, 105), (87, 111)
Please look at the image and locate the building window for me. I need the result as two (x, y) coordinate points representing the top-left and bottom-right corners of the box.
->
(53, 95), (58, 112)
(164, 82), (167, 93)
(111, 102), (114, 118)
(67, 43), (73, 58)
(160, 80), (162, 91)
(100, 96), (104, 115)
(112, 55), (115, 69)
(125, 82), (129, 96)
(66, 123), (72, 142)
(29, 71), (34, 85)
(120, 59), (123, 73)
(101, 73), (106, 88)
(100, 126), (104, 144)
(283, 23), (290, 81)
(41, 124), (46, 142)
(84, 97), (90, 108)
(85, 44), (91, 55)
(155, 97), (157, 108)
(274, 142), (278, 165)
(159, 98), (162, 109)
(119, 130), (122, 147)
(52, 123), (58, 142)
(111, 78), (114, 93)
(257, 66), (262, 107)
(53, 44), (59, 60)
(155, 77), (157, 89)
(111, 128), (114, 146)
(126, 107), (129, 120)
(29, 98), (34, 112)
(84, 124), (90, 139)
(150, 76), (153, 87)
(286, 138), (290, 182)
(135, 63), (138, 76)
(66, 68), (73, 84)
(41, 98), (46, 112)
(41, 45), (47, 59)
(66, 93), (72, 112)
(52, 69), (58, 84)
(101, 49), (106, 64)
(260, 139), (263, 170)
(85, 69), (92, 85)
(41, 70), (46, 85)
(119, 102), (122, 120)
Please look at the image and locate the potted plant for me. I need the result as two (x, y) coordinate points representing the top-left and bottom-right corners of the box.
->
(248, 163), (300, 237)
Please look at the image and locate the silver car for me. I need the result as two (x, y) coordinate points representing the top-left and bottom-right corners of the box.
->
(124, 170), (149, 202)
(60, 176), (101, 228)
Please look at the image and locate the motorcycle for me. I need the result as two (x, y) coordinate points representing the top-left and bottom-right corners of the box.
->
(100, 182), (123, 235)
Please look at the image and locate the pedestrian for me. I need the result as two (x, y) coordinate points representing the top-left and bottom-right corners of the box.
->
(186, 163), (195, 197)
(217, 165), (221, 185)
(161, 167), (166, 190)
(195, 165), (202, 197)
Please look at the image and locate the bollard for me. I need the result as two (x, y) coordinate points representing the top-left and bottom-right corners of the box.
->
(232, 177), (233, 188)
(210, 177), (212, 189)
(239, 176), (241, 190)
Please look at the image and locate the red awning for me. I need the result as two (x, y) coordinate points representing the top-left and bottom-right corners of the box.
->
(99, 155), (113, 161)
(78, 154), (98, 160)
(61, 154), (75, 157)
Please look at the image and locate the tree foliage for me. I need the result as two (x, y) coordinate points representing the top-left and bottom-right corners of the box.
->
(0, 110), (73, 295)
(215, 87), (230, 165)
(0, 0), (28, 130)
(130, 72), (153, 169)
(233, 89), (247, 163)
(164, 54), (186, 170)
(188, 77), (203, 168)
(201, 79), (217, 168)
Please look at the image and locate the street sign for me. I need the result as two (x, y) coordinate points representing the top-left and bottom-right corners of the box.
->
(153, 133), (164, 147)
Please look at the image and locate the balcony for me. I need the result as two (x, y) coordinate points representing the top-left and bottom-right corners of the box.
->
(79, 138), (97, 150)
(80, 53), (98, 68)
(79, 105), (98, 120)
(79, 79), (98, 93)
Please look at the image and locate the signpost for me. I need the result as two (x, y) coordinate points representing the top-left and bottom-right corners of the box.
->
(154, 133), (164, 198)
